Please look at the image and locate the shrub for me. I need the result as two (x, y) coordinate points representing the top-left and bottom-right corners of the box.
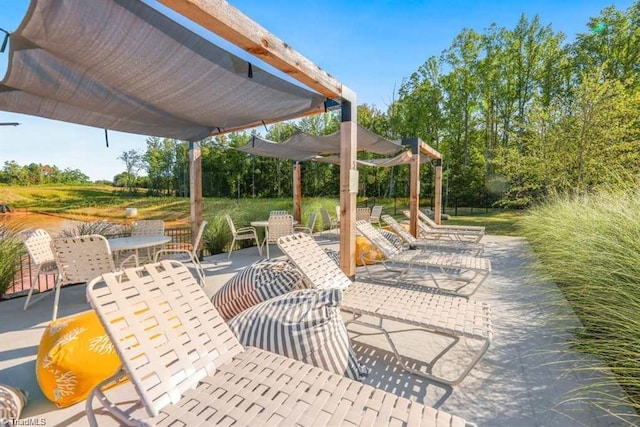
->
(0, 224), (25, 297)
(59, 220), (128, 238)
(521, 187), (640, 415)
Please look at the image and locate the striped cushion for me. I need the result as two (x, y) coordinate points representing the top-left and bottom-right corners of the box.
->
(0, 384), (28, 422)
(212, 259), (303, 320)
(228, 289), (369, 381)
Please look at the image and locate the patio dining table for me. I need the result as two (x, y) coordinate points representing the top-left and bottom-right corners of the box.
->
(108, 235), (171, 266)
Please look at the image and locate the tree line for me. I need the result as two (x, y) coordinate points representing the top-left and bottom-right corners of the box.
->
(116, 2), (639, 208)
(6, 2), (639, 209)
(0, 161), (90, 185)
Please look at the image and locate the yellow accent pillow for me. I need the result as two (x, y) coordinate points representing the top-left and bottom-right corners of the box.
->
(36, 310), (123, 408)
(355, 236), (384, 266)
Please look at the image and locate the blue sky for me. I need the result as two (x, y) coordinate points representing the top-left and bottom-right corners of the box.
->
(0, 0), (634, 181)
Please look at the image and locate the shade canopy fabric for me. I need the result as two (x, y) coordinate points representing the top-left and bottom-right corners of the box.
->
(0, 0), (327, 141)
(235, 123), (403, 162)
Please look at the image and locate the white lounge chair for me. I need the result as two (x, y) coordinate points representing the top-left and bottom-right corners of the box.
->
(278, 233), (492, 386)
(50, 234), (135, 321)
(86, 260), (475, 426)
(420, 209), (486, 233)
(21, 229), (61, 313)
(403, 210), (484, 243)
(382, 215), (484, 256)
(154, 220), (207, 287)
(225, 214), (262, 258)
(357, 220), (491, 298)
(262, 213), (294, 259)
(370, 205), (383, 227)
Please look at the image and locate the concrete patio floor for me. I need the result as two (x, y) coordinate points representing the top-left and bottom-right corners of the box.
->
(0, 234), (637, 426)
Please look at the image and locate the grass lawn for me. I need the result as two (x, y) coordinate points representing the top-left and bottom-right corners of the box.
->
(1, 184), (525, 237)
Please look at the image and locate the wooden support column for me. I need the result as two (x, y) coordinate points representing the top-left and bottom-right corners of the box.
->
(293, 162), (302, 223)
(339, 87), (357, 278)
(434, 159), (443, 225)
(402, 138), (420, 237)
(189, 141), (203, 250)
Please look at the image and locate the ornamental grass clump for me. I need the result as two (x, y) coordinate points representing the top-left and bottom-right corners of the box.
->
(0, 224), (25, 297)
(521, 188), (640, 416)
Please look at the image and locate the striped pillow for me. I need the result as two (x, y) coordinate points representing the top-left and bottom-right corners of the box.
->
(228, 289), (369, 381)
(212, 259), (303, 320)
(0, 384), (28, 422)
(380, 229), (404, 250)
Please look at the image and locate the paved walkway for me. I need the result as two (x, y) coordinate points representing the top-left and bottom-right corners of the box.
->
(0, 235), (636, 425)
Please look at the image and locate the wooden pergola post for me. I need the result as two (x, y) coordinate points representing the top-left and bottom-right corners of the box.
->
(402, 138), (420, 237)
(434, 159), (443, 225)
(402, 137), (442, 235)
(293, 162), (302, 223)
(189, 141), (203, 250)
(339, 87), (358, 278)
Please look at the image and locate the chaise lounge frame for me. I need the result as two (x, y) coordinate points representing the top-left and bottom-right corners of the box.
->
(86, 260), (475, 426)
(278, 233), (492, 386)
(356, 220), (491, 298)
(382, 215), (484, 256)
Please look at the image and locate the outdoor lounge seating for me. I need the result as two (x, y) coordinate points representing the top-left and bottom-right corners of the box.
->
(154, 220), (207, 287)
(128, 219), (166, 263)
(370, 205), (383, 226)
(262, 212), (294, 258)
(356, 207), (371, 221)
(278, 233), (492, 386)
(293, 211), (317, 236)
(320, 207), (338, 232)
(420, 209), (486, 233)
(21, 229), (59, 312)
(403, 210), (484, 243)
(356, 220), (491, 298)
(383, 215), (484, 256)
(50, 234), (136, 321)
(85, 260), (474, 426)
(225, 214), (262, 258)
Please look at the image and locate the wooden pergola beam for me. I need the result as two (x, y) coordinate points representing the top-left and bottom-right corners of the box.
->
(158, 0), (342, 98)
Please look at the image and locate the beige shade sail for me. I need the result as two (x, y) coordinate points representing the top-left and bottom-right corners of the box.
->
(0, 0), (327, 141)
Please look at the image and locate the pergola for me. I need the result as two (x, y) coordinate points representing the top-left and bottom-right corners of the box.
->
(0, 0), (441, 275)
(235, 127), (443, 236)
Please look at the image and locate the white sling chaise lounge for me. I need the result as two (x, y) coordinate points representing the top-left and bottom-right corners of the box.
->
(86, 260), (475, 426)
(357, 220), (491, 298)
(382, 215), (484, 256)
(403, 210), (484, 243)
(278, 233), (492, 386)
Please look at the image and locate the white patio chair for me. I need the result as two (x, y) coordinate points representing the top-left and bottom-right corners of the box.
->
(85, 261), (474, 426)
(334, 205), (341, 225)
(21, 229), (59, 311)
(269, 210), (289, 216)
(154, 221), (207, 287)
(356, 207), (371, 222)
(370, 205), (383, 226)
(50, 234), (135, 321)
(278, 233), (492, 386)
(225, 214), (262, 258)
(129, 220), (166, 263)
(262, 213), (294, 259)
(320, 207), (338, 232)
(293, 211), (317, 236)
